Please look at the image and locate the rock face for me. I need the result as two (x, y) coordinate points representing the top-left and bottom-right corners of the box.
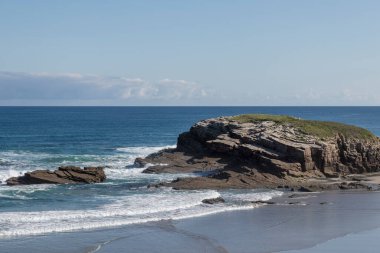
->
(180, 117), (380, 174)
(6, 166), (106, 186)
(136, 115), (380, 190)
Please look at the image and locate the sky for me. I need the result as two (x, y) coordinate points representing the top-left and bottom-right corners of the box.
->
(0, 0), (380, 106)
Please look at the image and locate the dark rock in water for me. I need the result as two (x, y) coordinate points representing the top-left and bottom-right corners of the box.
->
(297, 186), (313, 192)
(252, 200), (275, 205)
(337, 181), (368, 190)
(134, 158), (148, 168)
(202, 197), (225, 204)
(6, 166), (106, 186)
(288, 193), (312, 199)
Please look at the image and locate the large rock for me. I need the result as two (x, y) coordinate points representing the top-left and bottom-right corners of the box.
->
(6, 166), (106, 186)
(175, 116), (380, 175)
(135, 115), (380, 190)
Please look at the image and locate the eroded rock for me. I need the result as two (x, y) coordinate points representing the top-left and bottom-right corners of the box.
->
(6, 166), (106, 185)
(135, 115), (380, 190)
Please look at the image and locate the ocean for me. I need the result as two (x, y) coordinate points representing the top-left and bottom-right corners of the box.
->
(1, 106), (380, 238)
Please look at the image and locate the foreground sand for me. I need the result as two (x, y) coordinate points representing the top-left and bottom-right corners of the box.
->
(2, 191), (380, 252)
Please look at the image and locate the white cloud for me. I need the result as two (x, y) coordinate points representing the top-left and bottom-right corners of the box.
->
(156, 78), (208, 99)
(1, 71), (379, 106)
(0, 71), (210, 105)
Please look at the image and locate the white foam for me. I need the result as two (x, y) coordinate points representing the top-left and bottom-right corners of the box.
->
(0, 146), (284, 238)
(222, 190), (284, 202)
(104, 164), (194, 181)
(0, 184), (57, 200)
(0, 189), (282, 237)
(0, 169), (26, 185)
(0, 144), (176, 183)
(105, 167), (146, 179)
(115, 145), (176, 155)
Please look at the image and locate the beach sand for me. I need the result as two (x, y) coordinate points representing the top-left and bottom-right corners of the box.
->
(2, 191), (380, 253)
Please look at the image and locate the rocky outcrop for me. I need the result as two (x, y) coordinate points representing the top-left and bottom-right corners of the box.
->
(6, 166), (106, 185)
(182, 117), (380, 174)
(136, 115), (380, 190)
(202, 197), (225, 204)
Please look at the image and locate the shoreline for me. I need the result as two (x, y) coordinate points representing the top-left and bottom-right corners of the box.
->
(2, 190), (380, 253)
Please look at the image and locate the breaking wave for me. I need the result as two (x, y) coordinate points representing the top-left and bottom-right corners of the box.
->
(0, 144), (282, 238)
(0, 188), (282, 237)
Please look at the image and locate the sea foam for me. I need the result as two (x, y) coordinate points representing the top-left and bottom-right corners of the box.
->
(0, 145), (175, 184)
(0, 144), (282, 238)
(0, 188), (282, 237)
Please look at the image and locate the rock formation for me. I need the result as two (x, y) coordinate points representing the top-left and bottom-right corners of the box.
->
(202, 197), (225, 204)
(135, 114), (380, 190)
(6, 166), (106, 185)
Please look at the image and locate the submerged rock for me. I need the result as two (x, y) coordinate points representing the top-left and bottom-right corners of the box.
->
(320, 202), (332, 205)
(202, 197), (225, 204)
(297, 186), (314, 192)
(252, 200), (275, 205)
(6, 166), (106, 185)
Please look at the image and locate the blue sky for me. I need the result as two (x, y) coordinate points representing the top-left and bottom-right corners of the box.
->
(1, 0), (379, 105)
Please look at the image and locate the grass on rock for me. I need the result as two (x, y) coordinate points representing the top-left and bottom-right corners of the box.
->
(231, 114), (376, 140)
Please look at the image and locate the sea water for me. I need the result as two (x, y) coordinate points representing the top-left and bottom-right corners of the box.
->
(0, 106), (379, 238)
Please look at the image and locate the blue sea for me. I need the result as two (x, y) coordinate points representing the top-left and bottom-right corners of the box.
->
(1, 106), (380, 238)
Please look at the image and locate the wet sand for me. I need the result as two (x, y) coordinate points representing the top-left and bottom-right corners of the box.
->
(2, 191), (380, 253)
(283, 227), (380, 253)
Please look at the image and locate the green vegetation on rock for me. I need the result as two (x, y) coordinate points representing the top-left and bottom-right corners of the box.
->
(231, 114), (376, 140)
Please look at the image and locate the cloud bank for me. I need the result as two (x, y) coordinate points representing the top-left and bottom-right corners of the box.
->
(1, 71), (380, 106)
(0, 71), (209, 105)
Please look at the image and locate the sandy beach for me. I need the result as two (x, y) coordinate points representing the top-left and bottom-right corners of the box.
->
(1, 190), (380, 253)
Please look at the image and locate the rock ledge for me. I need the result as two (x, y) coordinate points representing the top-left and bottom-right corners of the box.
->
(6, 166), (106, 185)
(135, 114), (380, 190)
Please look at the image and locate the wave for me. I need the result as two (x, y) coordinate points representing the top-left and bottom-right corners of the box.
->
(222, 189), (284, 203)
(0, 145), (175, 184)
(104, 164), (194, 181)
(0, 184), (57, 201)
(0, 169), (26, 184)
(115, 145), (176, 155)
(0, 145), (283, 238)
(0, 189), (282, 237)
